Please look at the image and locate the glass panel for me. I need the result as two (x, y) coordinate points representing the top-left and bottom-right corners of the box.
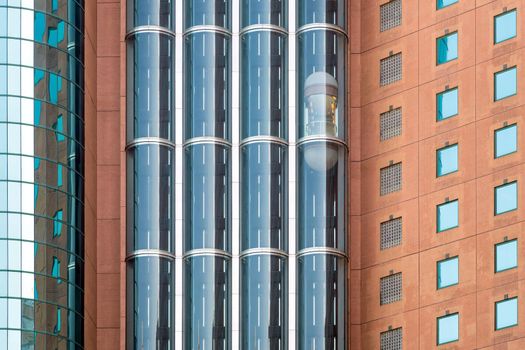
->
(437, 144), (458, 177)
(436, 87), (458, 121)
(495, 10), (517, 44)
(437, 200), (459, 232)
(185, 0), (230, 28)
(297, 0), (345, 28)
(437, 313), (459, 345)
(437, 0), (458, 10)
(496, 298), (518, 330)
(495, 67), (517, 101)
(241, 255), (286, 348)
(495, 124), (517, 158)
(494, 181), (517, 215)
(495, 239), (518, 272)
(241, 0), (286, 27)
(437, 32), (458, 65)
(437, 256), (458, 289)
(127, 0), (173, 30)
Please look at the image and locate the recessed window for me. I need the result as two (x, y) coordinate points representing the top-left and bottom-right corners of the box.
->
(380, 327), (402, 350)
(495, 124), (517, 158)
(380, 217), (402, 250)
(437, 87), (458, 121)
(437, 32), (458, 65)
(495, 297), (518, 330)
(380, 53), (402, 86)
(495, 239), (518, 273)
(437, 256), (459, 289)
(437, 144), (458, 177)
(437, 199), (459, 232)
(495, 67), (517, 101)
(437, 313), (459, 345)
(380, 107), (402, 141)
(494, 10), (517, 44)
(380, 272), (403, 305)
(437, 0), (458, 10)
(380, 162), (402, 196)
(494, 181), (517, 215)
(380, 0), (402, 32)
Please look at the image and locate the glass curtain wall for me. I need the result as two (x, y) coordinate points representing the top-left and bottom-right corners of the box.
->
(239, 0), (288, 348)
(125, 1), (175, 349)
(183, 1), (232, 349)
(296, 0), (347, 348)
(0, 1), (85, 348)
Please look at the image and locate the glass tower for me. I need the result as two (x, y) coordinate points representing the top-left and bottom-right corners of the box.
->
(0, 0), (85, 348)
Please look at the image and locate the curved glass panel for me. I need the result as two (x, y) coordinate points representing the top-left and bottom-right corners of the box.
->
(127, 0), (174, 30)
(297, 0), (345, 28)
(185, 0), (230, 29)
(126, 144), (173, 253)
(184, 32), (231, 140)
(184, 255), (231, 349)
(241, 254), (286, 348)
(126, 256), (174, 350)
(297, 30), (346, 141)
(241, 0), (286, 27)
(240, 31), (287, 139)
(241, 142), (286, 251)
(297, 254), (346, 350)
(127, 32), (174, 142)
(184, 143), (230, 252)
(297, 141), (345, 251)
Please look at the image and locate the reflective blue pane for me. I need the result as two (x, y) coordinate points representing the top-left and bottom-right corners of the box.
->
(496, 298), (518, 330)
(48, 27), (57, 47)
(495, 10), (517, 44)
(437, 0), (458, 9)
(495, 181), (517, 215)
(437, 144), (458, 177)
(49, 73), (63, 104)
(495, 124), (517, 158)
(495, 67), (517, 101)
(437, 257), (459, 289)
(54, 307), (61, 334)
(496, 240), (518, 272)
(54, 114), (65, 142)
(34, 12), (45, 42)
(51, 256), (60, 280)
(437, 32), (458, 65)
(438, 313), (459, 345)
(437, 200), (459, 232)
(437, 88), (458, 121)
(53, 210), (63, 237)
(57, 164), (63, 187)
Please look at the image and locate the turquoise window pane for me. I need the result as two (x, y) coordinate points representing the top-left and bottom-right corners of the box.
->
(496, 298), (518, 330)
(57, 164), (63, 187)
(34, 69), (44, 85)
(54, 114), (65, 142)
(437, 256), (459, 289)
(437, 313), (459, 345)
(495, 239), (518, 272)
(53, 210), (63, 237)
(437, 144), (458, 177)
(48, 27), (57, 47)
(495, 67), (517, 101)
(495, 181), (517, 215)
(437, 32), (458, 65)
(437, 200), (459, 232)
(495, 10), (517, 44)
(57, 21), (64, 43)
(437, 0), (458, 9)
(437, 88), (458, 121)
(49, 73), (62, 104)
(52, 0), (58, 12)
(51, 257), (60, 279)
(495, 124), (517, 158)
(34, 12), (45, 43)
(34, 100), (41, 125)
(54, 307), (61, 334)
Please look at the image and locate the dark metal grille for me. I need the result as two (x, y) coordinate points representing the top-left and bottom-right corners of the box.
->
(380, 163), (402, 196)
(380, 107), (402, 141)
(380, 53), (402, 86)
(380, 273), (402, 305)
(380, 217), (402, 250)
(380, 0), (402, 32)
(380, 327), (403, 350)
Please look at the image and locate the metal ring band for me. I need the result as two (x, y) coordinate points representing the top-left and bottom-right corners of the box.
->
(183, 248), (232, 259)
(184, 25), (232, 37)
(126, 249), (176, 261)
(296, 135), (348, 149)
(125, 25), (176, 40)
(239, 247), (288, 259)
(296, 23), (348, 38)
(240, 24), (288, 36)
(239, 135), (288, 147)
(183, 136), (232, 148)
(125, 137), (176, 151)
(296, 247), (348, 259)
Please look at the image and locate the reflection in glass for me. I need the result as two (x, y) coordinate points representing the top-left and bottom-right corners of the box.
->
(494, 10), (517, 44)
(437, 313), (459, 345)
(297, 0), (345, 28)
(495, 239), (518, 272)
(495, 124), (517, 158)
(495, 67), (517, 101)
(496, 297), (518, 330)
(127, 0), (174, 30)
(184, 255), (230, 350)
(241, 0), (286, 27)
(185, 0), (230, 28)
(437, 200), (459, 232)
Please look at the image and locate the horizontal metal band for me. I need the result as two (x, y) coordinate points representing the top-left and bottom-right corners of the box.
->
(183, 136), (232, 148)
(183, 248), (232, 259)
(125, 137), (176, 151)
(296, 23), (348, 39)
(240, 24), (288, 36)
(125, 25), (176, 40)
(239, 248), (288, 259)
(184, 25), (232, 37)
(126, 249), (176, 261)
(240, 135), (288, 147)
(296, 135), (348, 148)
(296, 247), (348, 260)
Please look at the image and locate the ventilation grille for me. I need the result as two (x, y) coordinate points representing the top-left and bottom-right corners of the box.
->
(380, 53), (402, 86)
(380, 273), (402, 305)
(380, 217), (402, 250)
(380, 0), (402, 32)
(380, 162), (402, 196)
(380, 327), (403, 350)
(380, 107), (402, 141)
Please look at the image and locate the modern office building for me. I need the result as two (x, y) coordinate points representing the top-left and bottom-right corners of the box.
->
(1, 0), (524, 349)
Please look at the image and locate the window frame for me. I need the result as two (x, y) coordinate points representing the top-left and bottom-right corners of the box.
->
(494, 9), (517, 44)
(494, 123), (518, 159)
(437, 199), (459, 233)
(437, 256), (459, 290)
(436, 31), (458, 65)
(494, 66), (518, 101)
(436, 143), (459, 177)
(495, 297), (518, 331)
(494, 181), (518, 216)
(437, 312), (459, 346)
(495, 239), (518, 273)
(436, 87), (459, 121)
(437, 0), (459, 10)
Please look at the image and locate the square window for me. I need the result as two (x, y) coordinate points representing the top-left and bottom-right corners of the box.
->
(380, 53), (402, 86)
(437, 313), (459, 345)
(495, 124), (517, 158)
(495, 297), (518, 330)
(495, 67), (517, 101)
(495, 239), (518, 273)
(437, 32), (458, 65)
(437, 144), (458, 177)
(380, 327), (402, 350)
(380, 107), (402, 141)
(495, 10), (517, 44)
(437, 0), (458, 10)
(380, 0), (402, 32)
(380, 217), (402, 250)
(380, 162), (402, 196)
(494, 181), (517, 215)
(380, 272), (403, 305)
(437, 256), (459, 289)
(436, 87), (458, 121)
(437, 200), (459, 232)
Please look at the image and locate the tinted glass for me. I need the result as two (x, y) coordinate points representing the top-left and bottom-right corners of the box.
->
(128, 0), (173, 30)
(495, 181), (517, 215)
(495, 124), (517, 158)
(437, 200), (459, 232)
(495, 239), (518, 272)
(437, 256), (459, 289)
(496, 298), (518, 330)
(437, 88), (458, 121)
(495, 10), (517, 44)
(437, 144), (458, 177)
(241, 0), (286, 27)
(185, 0), (230, 28)
(437, 0), (458, 9)
(437, 32), (458, 65)
(437, 313), (459, 345)
(495, 67), (517, 101)
(297, 0), (345, 28)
